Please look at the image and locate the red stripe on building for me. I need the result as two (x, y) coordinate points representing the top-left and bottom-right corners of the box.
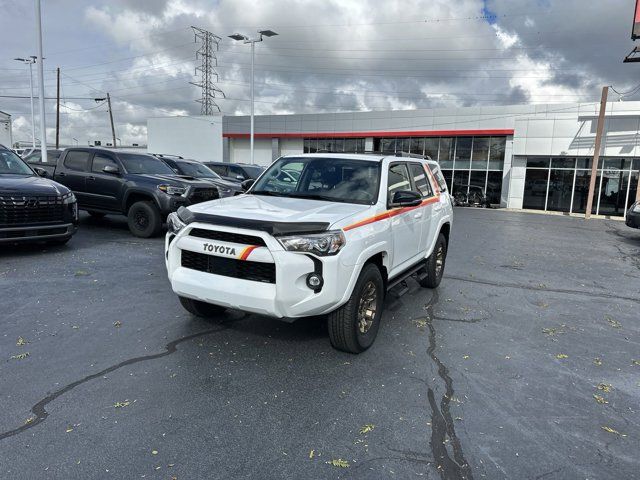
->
(223, 129), (514, 139)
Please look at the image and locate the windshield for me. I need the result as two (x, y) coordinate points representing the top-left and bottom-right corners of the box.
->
(175, 161), (221, 179)
(251, 157), (380, 205)
(0, 150), (34, 175)
(119, 153), (176, 175)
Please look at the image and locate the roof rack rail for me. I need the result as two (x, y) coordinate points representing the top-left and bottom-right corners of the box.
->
(151, 153), (184, 159)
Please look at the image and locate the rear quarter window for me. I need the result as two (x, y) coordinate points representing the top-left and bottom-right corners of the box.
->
(427, 164), (448, 193)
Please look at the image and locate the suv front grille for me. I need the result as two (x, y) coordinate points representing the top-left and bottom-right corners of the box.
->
(0, 195), (64, 226)
(188, 188), (219, 204)
(188, 228), (266, 246)
(181, 250), (275, 284)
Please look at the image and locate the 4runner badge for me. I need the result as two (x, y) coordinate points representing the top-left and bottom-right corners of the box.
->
(203, 243), (237, 256)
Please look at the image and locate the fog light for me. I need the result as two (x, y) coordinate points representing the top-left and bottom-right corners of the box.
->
(306, 273), (323, 291)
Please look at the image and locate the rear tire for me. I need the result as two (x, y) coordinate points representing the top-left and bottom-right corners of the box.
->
(418, 233), (448, 289)
(179, 296), (226, 317)
(87, 211), (106, 219)
(127, 201), (162, 238)
(327, 263), (384, 354)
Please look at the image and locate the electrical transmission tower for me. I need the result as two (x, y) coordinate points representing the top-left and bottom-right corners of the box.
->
(190, 26), (225, 115)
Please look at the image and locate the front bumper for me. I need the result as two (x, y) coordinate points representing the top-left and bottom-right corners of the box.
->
(626, 210), (640, 229)
(0, 222), (77, 243)
(165, 223), (353, 318)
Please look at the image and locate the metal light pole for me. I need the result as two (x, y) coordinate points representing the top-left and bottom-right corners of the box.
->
(14, 57), (37, 149)
(34, 0), (47, 163)
(228, 29), (278, 165)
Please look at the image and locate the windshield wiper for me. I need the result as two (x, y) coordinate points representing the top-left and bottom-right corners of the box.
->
(250, 190), (288, 197)
(287, 193), (350, 203)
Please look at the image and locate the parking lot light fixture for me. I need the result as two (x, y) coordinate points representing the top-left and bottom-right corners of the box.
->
(228, 29), (278, 165)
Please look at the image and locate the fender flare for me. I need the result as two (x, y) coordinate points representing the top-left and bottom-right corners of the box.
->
(336, 241), (390, 307)
(122, 189), (162, 213)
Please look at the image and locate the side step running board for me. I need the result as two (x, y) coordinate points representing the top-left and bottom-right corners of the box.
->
(387, 260), (427, 292)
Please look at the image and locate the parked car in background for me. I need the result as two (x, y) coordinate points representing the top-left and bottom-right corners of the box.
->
(157, 157), (243, 197)
(165, 153), (453, 353)
(626, 201), (640, 229)
(23, 149), (63, 169)
(203, 161), (265, 183)
(453, 185), (491, 208)
(33, 148), (219, 238)
(0, 145), (78, 245)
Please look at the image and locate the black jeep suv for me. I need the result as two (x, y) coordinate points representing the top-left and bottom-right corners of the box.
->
(0, 145), (78, 245)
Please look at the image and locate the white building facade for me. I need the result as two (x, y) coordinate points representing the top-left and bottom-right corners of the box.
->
(222, 102), (640, 218)
(0, 110), (12, 148)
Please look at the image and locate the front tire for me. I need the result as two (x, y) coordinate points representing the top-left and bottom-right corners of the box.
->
(328, 263), (384, 354)
(127, 201), (162, 238)
(179, 296), (226, 317)
(418, 233), (448, 289)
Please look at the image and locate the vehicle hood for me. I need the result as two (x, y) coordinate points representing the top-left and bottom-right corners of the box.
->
(125, 173), (212, 187)
(187, 194), (371, 225)
(0, 174), (70, 196)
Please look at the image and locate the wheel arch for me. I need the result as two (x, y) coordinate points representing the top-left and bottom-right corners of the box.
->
(123, 190), (159, 214)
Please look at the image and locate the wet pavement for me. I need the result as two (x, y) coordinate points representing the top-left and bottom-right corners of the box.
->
(1, 208), (639, 479)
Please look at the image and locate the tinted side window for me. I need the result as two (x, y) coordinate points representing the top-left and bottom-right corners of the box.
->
(429, 164), (448, 193)
(409, 163), (433, 198)
(387, 163), (411, 199)
(228, 165), (245, 179)
(26, 152), (42, 163)
(209, 165), (227, 176)
(64, 151), (91, 171)
(92, 153), (117, 173)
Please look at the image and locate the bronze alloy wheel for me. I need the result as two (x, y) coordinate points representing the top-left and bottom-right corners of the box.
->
(358, 280), (378, 334)
(435, 244), (445, 277)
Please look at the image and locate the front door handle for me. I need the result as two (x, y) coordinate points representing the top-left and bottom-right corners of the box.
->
(88, 176), (96, 181)
(57, 172), (66, 177)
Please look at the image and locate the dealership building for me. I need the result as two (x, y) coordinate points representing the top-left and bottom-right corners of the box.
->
(216, 102), (640, 218)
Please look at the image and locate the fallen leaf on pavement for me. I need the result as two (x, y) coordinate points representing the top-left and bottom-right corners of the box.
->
(359, 424), (375, 434)
(605, 315), (622, 329)
(309, 450), (315, 459)
(327, 459), (349, 468)
(555, 354), (568, 359)
(413, 319), (428, 329)
(74, 270), (90, 277)
(593, 358), (603, 366)
(593, 394), (608, 405)
(152, 450), (158, 455)
(113, 321), (122, 328)
(114, 401), (130, 408)
(16, 337), (27, 346)
(601, 426), (626, 437)
(596, 383), (612, 392)
(10, 352), (29, 360)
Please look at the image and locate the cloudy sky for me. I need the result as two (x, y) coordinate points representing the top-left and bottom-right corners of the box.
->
(1, 0), (638, 146)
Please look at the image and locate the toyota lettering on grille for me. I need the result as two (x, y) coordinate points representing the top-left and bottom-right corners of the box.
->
(203, 243), (237, 256)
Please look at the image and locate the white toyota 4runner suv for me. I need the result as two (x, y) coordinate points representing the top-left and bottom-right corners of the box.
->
(165, 153), (453, 353)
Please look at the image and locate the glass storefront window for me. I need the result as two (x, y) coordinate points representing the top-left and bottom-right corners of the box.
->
(381, 138), (395, 153)
(441, 169), (453, 191)
(424, 138), (439, 160)
(523, 169), (549, 210)
(454, 137), (472, 169)
(471, 137), (489, 170)
(398, 138), (411, 153)
(487, 171), (503, 204)
(439, 138), (454, 169)
(453, 170), (470, 195)
(571, 170), (590, 214)
(551, 158), (576, 169)
(576, 158), (592, 169)
(547, 169), (575, 212)
(410, 137), (425, 156)
(527, 158), (550, 168)
(344, 138), (357, 152)
(489, 137), (506, 170)
(334, 139), (344, 152)
(598, 169), (629, 216)
(469, 170), (487, 191)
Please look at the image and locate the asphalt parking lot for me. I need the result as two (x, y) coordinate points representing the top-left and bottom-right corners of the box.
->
(1, 208), (639, 480)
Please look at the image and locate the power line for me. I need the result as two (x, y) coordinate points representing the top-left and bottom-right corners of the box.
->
(190, 26), (224, 114)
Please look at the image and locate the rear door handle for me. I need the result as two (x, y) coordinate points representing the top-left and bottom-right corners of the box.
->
(88, 176), (95, 181)
(57, 172), (66, 177)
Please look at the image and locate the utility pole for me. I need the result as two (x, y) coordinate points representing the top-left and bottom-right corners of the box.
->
(55, 67), (60, 149)
(34, 0), (47, 162)
(585, 86), (609, 219)
(106, 93), (116, 148)
(190, 26), (225, 115)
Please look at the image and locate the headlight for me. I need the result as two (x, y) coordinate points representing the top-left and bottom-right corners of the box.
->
(167, 212), (186, 234)
(61, 192), (76, 204)
(277, 230), (346, 256)
(633, 203), (640, 213)
(158, 184), (186, 196)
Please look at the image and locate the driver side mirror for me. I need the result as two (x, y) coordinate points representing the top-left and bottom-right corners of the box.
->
(389, 190), (422, 208)
(241, 179), (255, 191)
(236, 175), (245, 181)
(103, 165), (120, 175)
(33, 167), (47, 177)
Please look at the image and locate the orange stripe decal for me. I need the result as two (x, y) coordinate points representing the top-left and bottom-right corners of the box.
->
(343, 195), (440, 232)
(239, 245), (259, 260)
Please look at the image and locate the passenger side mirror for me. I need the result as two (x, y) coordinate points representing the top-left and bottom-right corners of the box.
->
(389, 190), (422, 208)
(241, 179), (255, 191)
(236, 175), (245, 181)
(103, 165), (120, 175)
(33, 167), (47, 177)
